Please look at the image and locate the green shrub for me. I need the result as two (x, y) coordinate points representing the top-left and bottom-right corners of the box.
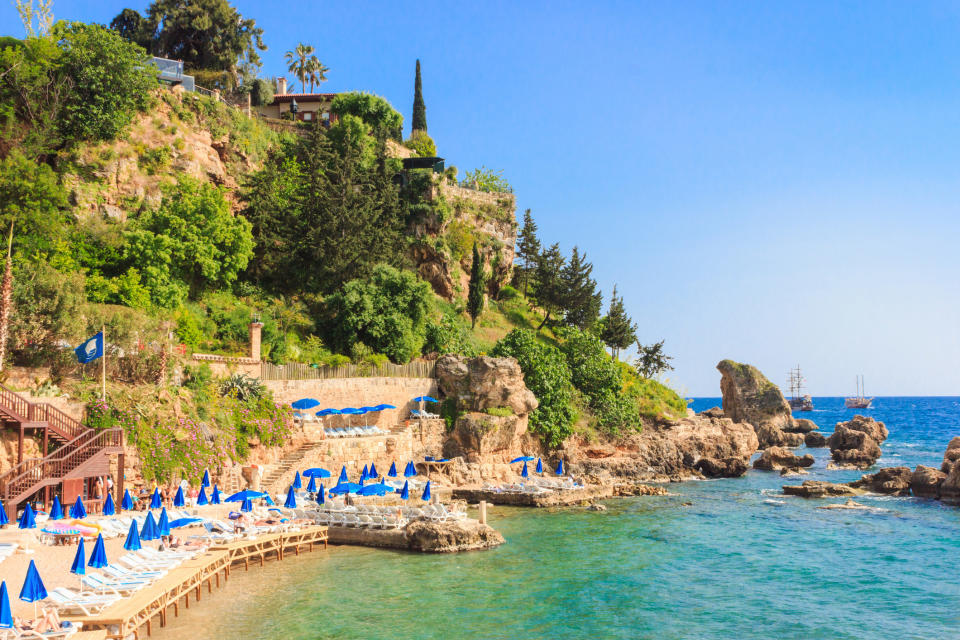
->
(330, 91), (403, 139)
(498, 285), (520, 301)
(440, 397), (461, 432)
(248, 78), (274, 107)
(424, 315), (472, 356)
(218, 373), (265, 402)
(404, 130), (436, 157)
(485, 407), (514, 417)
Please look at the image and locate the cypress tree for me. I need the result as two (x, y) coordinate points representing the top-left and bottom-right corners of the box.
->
(600, 285), (637, 360)
(412, 59), (427, 133)
(515, 209), (541, 296)
(531, 243), (566, 330)
(467, 241), (486, 329)
(561, 246), (602, 330)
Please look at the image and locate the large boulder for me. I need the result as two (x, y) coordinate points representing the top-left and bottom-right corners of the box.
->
(404, 519), (505, 553)
(805, 432), (828, 448)
(436, 355), (538, 415)
(941, 437), (960, 474)
(827, 415), (888, 469)
(850, 466), (912, 495)
(910, 465), (946, 499)
(783, 481), (863, 498)
(753, 446), (815, 471)
(717, 359), (796, 448)
(787, 418), (819, 434)
(694, 457), (749, 478)
(443, 413), (536, 464)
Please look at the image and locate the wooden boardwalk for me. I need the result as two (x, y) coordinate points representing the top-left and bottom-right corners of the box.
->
(66, 527), (328, 640)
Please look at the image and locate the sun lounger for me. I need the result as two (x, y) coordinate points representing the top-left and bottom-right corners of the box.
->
(10, 623), (80, 639)
(46, 587), (120, 616)
(103, 564), (165, 581)
(81, 573), (147, 596)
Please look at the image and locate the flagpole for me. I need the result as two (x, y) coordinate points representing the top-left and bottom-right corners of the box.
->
(101, 325), (106, 401)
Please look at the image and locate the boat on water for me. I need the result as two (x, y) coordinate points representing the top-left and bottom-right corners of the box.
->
(786, 365), (814, 411)
(844, 375), (873, 409)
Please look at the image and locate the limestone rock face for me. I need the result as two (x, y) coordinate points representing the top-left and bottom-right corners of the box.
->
(788, 418), (819, 434)
(850, 466), (912, 495)
(694, 457), (749, 478)
(941, 437), (960, 474)
(827, 415), (888, 469)
(443, 413), (536, 463)
(910, 465), (946, 499)
(436, 355), (538, 415)
(783, 481), (863, 498)
(404, 519), (505, 552)
(753, 446), (815, 471)
(805, 432), (828, 448)
(717, 359), (795, 448)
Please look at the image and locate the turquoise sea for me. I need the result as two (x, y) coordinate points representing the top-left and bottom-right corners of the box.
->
(169, 397), (960, 640)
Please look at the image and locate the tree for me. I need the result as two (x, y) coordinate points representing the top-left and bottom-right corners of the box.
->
(109, 8), (153, 50)
(0, 151), (70, 260)
(600, 285), (637, 360)
(560, 246), (602, 330)
(467, 242), (486, 329)
(285, 43), (327, 92)
(530, 243), (566, 330)
(0, 223), (13, 370)
(403, 130), (436, 157)
(635, 340), (674, 379)
(14, 0), (54, 37)
(515, 209), (541, 296)
(412, 58), (427, 132)
(306, 56), (329, 92)
(248, 77), (274, 107)
(461, 166), (511, 193)
(331, 92), (403, 140)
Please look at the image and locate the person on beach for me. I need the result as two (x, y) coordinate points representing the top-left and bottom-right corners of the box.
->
(94, 477), (104, 501)
(106, 475), (114, 495)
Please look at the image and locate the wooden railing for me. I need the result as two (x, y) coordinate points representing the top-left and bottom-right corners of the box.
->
(261, 360), (436, 381)
(28, 402), (86, 441)
(0, 384), (31, 422)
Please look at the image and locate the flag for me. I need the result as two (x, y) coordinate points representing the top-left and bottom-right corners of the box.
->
(75, 332), (104, 364)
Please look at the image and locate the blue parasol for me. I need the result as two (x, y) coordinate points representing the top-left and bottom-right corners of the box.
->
(536, 458), (543, 474)
(338, 466), (348, 484)
(328, 482), (362, 495)
(315, 408), (341, 417)
(556, 459), (564, 475)
(317, 484), (325, 505)
(202, 469), (211, 487)
(292, 471), (303, 489)
(421, 481), (432, 502)
(361, 464), (369, 481)
(510, 456), (535, 463)
(121, 489), (134, 511)
(373, 403), (397, 411)
(521, 461), (529, 478)
(157, 508), (171, 537)
(124, 519), (141, 551)
(140, 512), (160, 541)
(173, 486), (185, 508)
(291, 398), (320, 410)
(70, 538), (86, 577)
(197, 486), (209, 506)
(18, 503), (35, 529)
(49, 496), (64, 521)
(103, 492), (116, 516)
(225, 490), (267, 503)
(358, 484), (392, 496)
(211, 485), (221, 505)
(404, 462), (417, 477)
(69, 496), (87, 519)
(307, 475), (317, 493)
(264, 494), (275, 506)
(89, 533), (108, 568)
(388, 462), (398, 477)
(0, 500), (7, 527)
(240, 498), (253, 512)
(19, 560), (47, 604)
(369, 463), (379, 478)
(284, 485), (297, 509)
(412, 396), (438, 403)
(0, 581), (11, 630)
(303, 468), (331, 479)
(400, 480), (410, 500)
(169, 517), (202, 529)
(150, 488), (162, 510)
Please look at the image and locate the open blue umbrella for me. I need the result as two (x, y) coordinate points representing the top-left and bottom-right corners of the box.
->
(521, 461), (529, 478)
(292, 471), (303, 490)
(358, 484), (392, 496)
(556, 459), (564, 476)
(157, 508), (171, 537)
(169, 517), (202, 528)
(0, 500), (7, 527)
(173, 486), (185, 508)
(70, 538), (86, 578)
(421, 481), (432, 502)
(317, 484), (325, 505)
(328, 482), (362, 495)
(284, 485), (297, 509)
(303, 468), (332, 479)
(388, 462), (398, 477)
(20, 560), (47, 605)
(369, 463), (379, 478)
(18, 503), (35, 529)
(400, 480), (410, 500)
(49, 496), (63, 521)
(412, 396), (438, 403)
(373, 403), (397, 411)
(536, 458), (543, 474)
(338, 466), (348, 484)
(89, 533), (108, 568)
(307, 475), (317, 493)
(510, 456), (535, 463)
(69, 496), (87, 519)
(150, 488), (162, 509)
(197, 486), (209, 506)
(0, 581), (12, 630)
(103, 492), (116, 516)
(225, 490), (267, 503)
(211, 485), (221, 505)
(124, 520), (141, 551)
(140, 512), (160, 541)
(291, 398), (320, 410)
(201, 469), (211, 488)
(240, 498), (253, 512)
(264, 494), (275, 506)
(121, 489), (134, 511)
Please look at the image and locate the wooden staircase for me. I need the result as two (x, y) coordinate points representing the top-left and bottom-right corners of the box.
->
(0, 384), (123, 521)
(261, 442), (322, 494)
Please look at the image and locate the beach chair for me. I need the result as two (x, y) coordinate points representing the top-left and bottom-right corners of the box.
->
(46, 588), (120, 616)
(9, 623), (80, 639)
(81, 573), (146, 596)
(102, 564), (165, 581)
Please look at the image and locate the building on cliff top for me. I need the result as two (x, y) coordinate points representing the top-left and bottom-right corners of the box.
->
(256, 77), (338, 124)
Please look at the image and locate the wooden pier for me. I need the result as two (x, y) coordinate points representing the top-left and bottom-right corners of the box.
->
(65, 527), (328, 640)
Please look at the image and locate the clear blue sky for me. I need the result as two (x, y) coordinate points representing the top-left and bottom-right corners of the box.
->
(5, 1), (960, 396)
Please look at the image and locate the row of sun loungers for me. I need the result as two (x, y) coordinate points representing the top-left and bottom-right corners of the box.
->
(323, 425), (387, 438)
(306, 502), (467, 529)
(409, 410), (439, 419)
(0, 542), (18, 564)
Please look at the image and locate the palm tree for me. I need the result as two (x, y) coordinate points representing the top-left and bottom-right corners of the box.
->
(305, 56), (330, 92)
(284, 43), (315, 92)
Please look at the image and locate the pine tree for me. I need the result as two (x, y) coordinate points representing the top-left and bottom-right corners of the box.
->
(531, 243), (566, 330)
(561, 246), (602, 330)
(515, 209), (541, 296)
(467, 241), (486, 329)
(412, 59), (427, 133)
(600, 285), (637, 360)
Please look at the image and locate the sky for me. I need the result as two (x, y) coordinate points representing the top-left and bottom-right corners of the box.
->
(3, 0), (960, 396)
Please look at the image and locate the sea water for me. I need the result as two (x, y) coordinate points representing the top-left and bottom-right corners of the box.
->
(169, 397), (960, 639)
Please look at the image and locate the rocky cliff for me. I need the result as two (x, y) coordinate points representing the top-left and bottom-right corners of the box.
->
(717, 359), (796, 448)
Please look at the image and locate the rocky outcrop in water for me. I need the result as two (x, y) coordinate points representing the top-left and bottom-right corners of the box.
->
(804, 432), (828, 448)
(939, 437), (960, 504)
(849, 466), (912, 495)
(827, 415), (888, 469)
(405, 519), (506, 552)
(783, 481), (863, 498)
(910, 465), (946, 499)
(788, 418), (819, 434)
(694, 456), (749, 478)
(717, 359), (796, 449)
(753, 446), (814, 471)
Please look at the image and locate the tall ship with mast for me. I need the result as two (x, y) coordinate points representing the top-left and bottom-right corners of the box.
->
(786, 365), (814, 411)
(845, 375), (873, 409)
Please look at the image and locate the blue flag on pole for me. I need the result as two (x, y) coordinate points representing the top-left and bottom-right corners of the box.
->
(75, 332), (104, 364)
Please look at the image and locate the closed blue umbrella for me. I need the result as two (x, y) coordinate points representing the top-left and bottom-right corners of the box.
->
(197, 486), (208, 506)
(0, 581), (12, 630)
(18, 503), (35, 529)
(421, 481), (432, 502)
(140, 512), (160, 541)
(303, 468), (332, 479)
(19, 560), (47, 605)
(361, 465), (369, 481)
(400, 480), (410, 500)
(338, 466), (348, 484)
(70, 538), (86, 578)
(150, 488), (162, 510)
(89, 534), (108, 569)
(173, 486), (185, 508)
(536, 458), (543, 474)
(291, 398), (320, 410)
(404, 462), (417, 478)
(49, 496), (63, 521)
(0, 500), (7, 527)
(121, 489), (134, 511)
(157, 508), (171, 537)
(69, 496), (87, 519)
(388, 462), (398, 477)
(521, 461), (529, 478)
(292, 471), (302, 489)
(284, 485), (297, 509)
(358, 475), (365, 487)
(201, 469), (211, 488)
(103, 492), (116, 516)
(369, 463), (379, 478)
(211, 485), (221, 505)
(317, 484), (325, 505)
(240, 498), (253, 513)
(124, 520), (141, 551)
(510, 456), (535, 463)
(556, 459), (564, 475)
(307, 475), (317, 493)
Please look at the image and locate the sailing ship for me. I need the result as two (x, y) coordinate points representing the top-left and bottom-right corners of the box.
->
(786, 365), (814, 411)
(844, 375), (873, 409)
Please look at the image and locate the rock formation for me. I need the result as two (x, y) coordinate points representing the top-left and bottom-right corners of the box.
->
(788, 418), (819, 434)
(849, 466), (912, 496)
(405, 519), (506, 552)
(827, 415), (888, 469)
(716, 359), (796, 448)
(783, 481), (863, 498)
(804, 432), (828, 448)
(753, 446), (815, 471)
(940, 437), (960, 503)
(694, 456), (749, 478)
(910, 466), (946, 499)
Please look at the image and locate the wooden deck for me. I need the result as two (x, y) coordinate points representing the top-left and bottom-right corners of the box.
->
(65, 527), (328, 640)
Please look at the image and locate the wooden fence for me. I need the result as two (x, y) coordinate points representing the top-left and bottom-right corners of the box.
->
(261, 360), (436, 381)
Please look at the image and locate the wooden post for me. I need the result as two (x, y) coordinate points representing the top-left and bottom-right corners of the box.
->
(17, 425), (23, 465)
(479, 500), (487, 525)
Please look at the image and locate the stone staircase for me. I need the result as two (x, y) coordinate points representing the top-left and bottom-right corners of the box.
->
(261, 441), (322, 494)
